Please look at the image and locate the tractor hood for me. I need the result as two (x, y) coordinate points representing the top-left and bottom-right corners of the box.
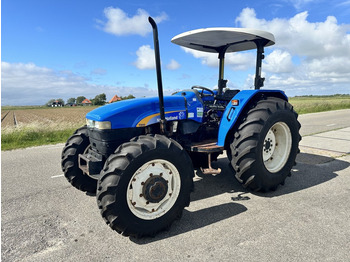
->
(86, 92), (203, 129)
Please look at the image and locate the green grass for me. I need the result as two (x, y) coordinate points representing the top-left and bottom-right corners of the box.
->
(1, 105), (48, 111)
(1, 123), (79, 151)
(289, 94), (350, 114)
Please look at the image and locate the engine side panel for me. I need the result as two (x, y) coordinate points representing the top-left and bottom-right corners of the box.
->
(86, 91), (204, 129)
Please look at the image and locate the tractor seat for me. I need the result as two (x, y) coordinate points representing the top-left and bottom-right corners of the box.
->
(215, 89), (240, 101)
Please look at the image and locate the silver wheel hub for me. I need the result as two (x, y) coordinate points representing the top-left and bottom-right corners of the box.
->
(263, 130), (276, 161)
(127, 160), (181, 220)
(263, 122), (292, 173)
(142, 175), (168, 203)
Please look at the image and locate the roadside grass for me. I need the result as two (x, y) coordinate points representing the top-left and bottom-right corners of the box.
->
(289, 95), (350, 114)
(1, 95), (350, 151)
(1, 122), (79, 151)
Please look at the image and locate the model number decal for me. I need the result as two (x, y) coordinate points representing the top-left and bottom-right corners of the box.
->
(197, 107), (203, 118)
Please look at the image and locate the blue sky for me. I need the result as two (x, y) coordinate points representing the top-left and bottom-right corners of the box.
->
(2, 0), (350, 105)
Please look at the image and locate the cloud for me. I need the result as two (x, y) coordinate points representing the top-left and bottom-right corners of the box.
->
(166, 59), (180, 70)
(91, 68), (107, 75)
(181, 47), (255, 70)
(287, 0), (315, 10)
(337, 0), (350, 6)
(97, 7), (168, 36)
(134, 45), (156, 70)
(1, 62), (176, 105)
(133, 46), (180, 71)
(264, 50), (294, 73)
(178, 7), (350, 96)
(177, 8), (350, 96)
(235, 8), (350, 58)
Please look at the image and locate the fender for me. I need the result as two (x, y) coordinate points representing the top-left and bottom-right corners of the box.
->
(217, 90), (288, 147)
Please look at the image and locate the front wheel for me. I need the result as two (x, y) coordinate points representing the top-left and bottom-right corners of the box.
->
(229, 97), (301, 192)
(97, 134), (194, 237)
(61, 126), (98, 194)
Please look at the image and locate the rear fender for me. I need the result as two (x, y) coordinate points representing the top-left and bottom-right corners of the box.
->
(217, 90), (288, 147)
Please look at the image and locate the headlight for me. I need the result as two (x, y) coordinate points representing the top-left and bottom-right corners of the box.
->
(86, 119), (111, 130)
(86, 119), (94, 127)
(95, 121), (111, 130)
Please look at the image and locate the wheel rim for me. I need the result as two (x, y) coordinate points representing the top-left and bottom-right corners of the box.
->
(127, 159), (181, 220)
(263, 122), (292, 173)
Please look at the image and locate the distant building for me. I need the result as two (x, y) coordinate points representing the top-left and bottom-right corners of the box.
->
(109, 95), (122, 103)
(51, 100), (63, 107)
(82, 98), (92, 106)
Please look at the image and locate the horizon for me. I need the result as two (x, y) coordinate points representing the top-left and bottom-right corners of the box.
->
(2, 94), (350, 108)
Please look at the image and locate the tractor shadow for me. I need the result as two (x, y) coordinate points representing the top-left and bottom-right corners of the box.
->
(131, 152), (349, 243)
(131, 202), (247, 244)
(253, 152), (349, 197)
(191, 152), (349, 199)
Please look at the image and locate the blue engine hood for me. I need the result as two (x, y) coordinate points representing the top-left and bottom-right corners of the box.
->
(86, 93), (203, 129)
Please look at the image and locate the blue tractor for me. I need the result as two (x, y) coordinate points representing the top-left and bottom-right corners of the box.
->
(61, 17), (301, 237)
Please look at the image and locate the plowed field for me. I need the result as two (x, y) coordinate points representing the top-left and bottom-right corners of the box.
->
(1, 106), (97, 130)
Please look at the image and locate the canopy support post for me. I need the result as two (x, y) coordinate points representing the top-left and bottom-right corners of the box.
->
(217, 46), (230, 96)
(254, 39), (268, 90)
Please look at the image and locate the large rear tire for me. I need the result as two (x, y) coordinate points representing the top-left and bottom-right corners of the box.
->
(61, 126), (98, 194)
(97, 134), (194, 237)
(229, 97), (301, 192)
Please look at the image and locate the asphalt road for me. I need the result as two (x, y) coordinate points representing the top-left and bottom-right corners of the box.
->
(2, 109), (350, 262)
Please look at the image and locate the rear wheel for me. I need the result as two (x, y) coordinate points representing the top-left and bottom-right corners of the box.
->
(229, 97), (301, 192)
(61, 126), (98, 194)
(97, 134), (194, 237)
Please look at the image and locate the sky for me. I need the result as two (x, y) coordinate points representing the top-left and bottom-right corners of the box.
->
(1, 0), (350, 105)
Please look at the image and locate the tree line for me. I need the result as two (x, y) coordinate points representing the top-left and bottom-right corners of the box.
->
(46, 93), (135, 107)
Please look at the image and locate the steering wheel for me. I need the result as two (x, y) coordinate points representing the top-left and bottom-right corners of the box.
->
(191, 86), (215, 98)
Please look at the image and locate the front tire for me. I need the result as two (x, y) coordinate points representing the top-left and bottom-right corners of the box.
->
(61, 126), (98, 194)
(229, 97), (301, 192)
(97, 134), (194, 237)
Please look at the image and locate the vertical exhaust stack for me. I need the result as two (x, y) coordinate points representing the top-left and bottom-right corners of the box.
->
(149, 17), (166, 134)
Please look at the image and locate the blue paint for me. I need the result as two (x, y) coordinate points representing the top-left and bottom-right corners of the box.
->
(217, 90), (287, 146)
(86, 90), (204, 129)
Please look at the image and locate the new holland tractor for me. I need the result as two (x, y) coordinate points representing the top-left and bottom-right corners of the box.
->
(61, 17), (301, 237)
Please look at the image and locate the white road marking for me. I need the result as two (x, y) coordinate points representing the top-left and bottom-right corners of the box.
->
(51, 174), (64, 178)
(326, 123), (336, 127)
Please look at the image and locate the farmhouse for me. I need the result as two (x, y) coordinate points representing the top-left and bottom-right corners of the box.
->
(51, 100), (63, 107)
(109, 94), (122, 103)
(82, 98), (92, 106)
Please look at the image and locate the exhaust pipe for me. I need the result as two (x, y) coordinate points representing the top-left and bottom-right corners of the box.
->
(149, 17), (166, 134)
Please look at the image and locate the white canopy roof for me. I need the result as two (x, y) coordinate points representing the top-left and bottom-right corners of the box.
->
(171, 28), (275, 53)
